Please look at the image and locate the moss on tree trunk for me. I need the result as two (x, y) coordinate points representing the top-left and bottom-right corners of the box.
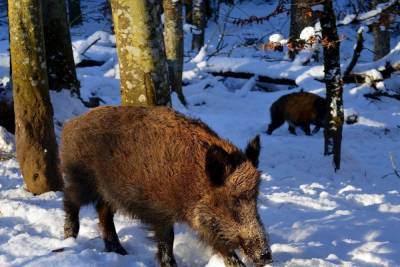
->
(163, 0), (187, 106)
(111, 0), (170, 106)
(8, 0), (62, 194)
(42, 0), (80, 94)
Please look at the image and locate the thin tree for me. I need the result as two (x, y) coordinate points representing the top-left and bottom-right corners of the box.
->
(68, 0), (83, 26)
(320, 0), (344, 170)
(110, 0), (170, 106)
(163, 0), (187, 106)
(8, 0), (62, 194)
(371, 0), (391, 60)
(42, 0), (80, 94)
(192, 0), (206, 51)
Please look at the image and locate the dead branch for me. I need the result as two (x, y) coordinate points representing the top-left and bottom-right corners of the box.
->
(364, 91), (400, 101)
(337, 0), (399, 26)
(209, 71), (297, 86)
(343, 29), (364, 79)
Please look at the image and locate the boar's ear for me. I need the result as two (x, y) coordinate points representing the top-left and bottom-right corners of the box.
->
(245, 135), (260, 168)
(206, 145), (233, 186)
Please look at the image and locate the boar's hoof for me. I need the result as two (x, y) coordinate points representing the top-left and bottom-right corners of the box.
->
(223, 253), (246, 267)
(105, 241), (128, 255)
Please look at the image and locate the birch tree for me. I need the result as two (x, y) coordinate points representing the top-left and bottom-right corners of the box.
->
(110, 0), (170, 106)
(8, 0), (62, 194)
(163, 0), (187, 106)
(42, 0), (79, 94)
(192, 0), (206, 51)
(319, 0), (344, 170)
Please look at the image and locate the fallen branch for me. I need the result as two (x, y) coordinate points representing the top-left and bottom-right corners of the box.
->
(337, 0), (399, 26)
(0, 151), (15, 161)
(364, 91), (400, 101)
(209, 71), (296, 86)
(76, 59), (105, 68)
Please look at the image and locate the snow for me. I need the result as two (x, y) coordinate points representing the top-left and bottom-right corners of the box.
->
(1, 1), (400, 266)
(269, 33), (284, 43)
(299, 27), (315, 41)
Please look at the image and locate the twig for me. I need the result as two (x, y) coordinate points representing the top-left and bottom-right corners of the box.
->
(80, 37), (101, 56)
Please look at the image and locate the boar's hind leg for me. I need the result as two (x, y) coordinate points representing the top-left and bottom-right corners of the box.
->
(153, 224), (177, 267)
(96, 200), (127, 255)
(64, 197), (80, 239)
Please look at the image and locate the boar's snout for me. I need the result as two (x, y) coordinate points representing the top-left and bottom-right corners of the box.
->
(239, 230), (272, 266)
(258, 250), (273, 266)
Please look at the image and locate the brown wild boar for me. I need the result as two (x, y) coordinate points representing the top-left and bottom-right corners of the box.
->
(61, 106), (272, 267)
(267, 91), (327, 136)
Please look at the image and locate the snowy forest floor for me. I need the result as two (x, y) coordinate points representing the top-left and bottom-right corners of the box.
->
(1, 1), (400, 266)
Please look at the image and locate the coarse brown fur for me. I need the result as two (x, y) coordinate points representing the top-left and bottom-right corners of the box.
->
(61, 106), (272, 267)
(267, 91), (327, 136)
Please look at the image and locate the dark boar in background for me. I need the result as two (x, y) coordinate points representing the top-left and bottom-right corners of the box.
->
(61, 106), (272, 267)
(267, 91), (327, 136)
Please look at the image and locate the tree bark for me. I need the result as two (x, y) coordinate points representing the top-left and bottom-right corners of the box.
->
(289, 0), (317, 59)
(68, 0), (83, 26)
(371, 0), (391, 60)
(184, 0), (193, 24)
(320, 0), (344, 171)
(192, 0), (206, 51)
(8, 0), (62, 194)
(42, 0), (80, 94)
(163, 0), (187, 106)
(110, 0), (170, 106)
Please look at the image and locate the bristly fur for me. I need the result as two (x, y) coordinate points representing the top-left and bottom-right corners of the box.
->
(267, 91), (327, 136)
(61, 106), (272, 267)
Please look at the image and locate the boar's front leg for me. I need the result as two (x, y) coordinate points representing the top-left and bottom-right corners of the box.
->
(153, 224), (177, 267)
(222, 252), (246, 267)
(96, 200), (127, 255)
(64, 197), (80, 239)
(301, 124), (311, 136)
(288, 125), (297, 135)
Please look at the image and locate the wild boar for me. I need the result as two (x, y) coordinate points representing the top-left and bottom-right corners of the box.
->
(267, 91), (327, 136)
(61, 106), (272, 267)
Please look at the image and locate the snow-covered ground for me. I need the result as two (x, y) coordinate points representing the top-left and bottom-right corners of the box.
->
(1, 1), (400, 266)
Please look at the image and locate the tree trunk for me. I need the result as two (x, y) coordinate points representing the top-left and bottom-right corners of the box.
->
(42, 0), (80, 94)
(184, 0), (193, 24)
(320, 0), (344, 171)
(289, 0), (316, 59)
(163, 0), (187, 106)
(110, 0), (170, 106)
(192, 0), (206, 51)
(68, 0), (82, 26)
(372, 0), (391, 60)
(8, 0), (62, 194)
